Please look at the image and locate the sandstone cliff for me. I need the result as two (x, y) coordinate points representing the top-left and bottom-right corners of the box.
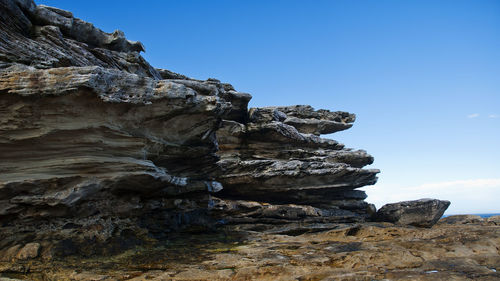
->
(0, 0), (378, 258)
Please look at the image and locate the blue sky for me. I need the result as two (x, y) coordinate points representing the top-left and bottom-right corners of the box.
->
(38, 0), (500, 214)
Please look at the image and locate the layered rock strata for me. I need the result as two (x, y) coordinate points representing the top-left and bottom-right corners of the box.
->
(211, 106), (379, 230)
(0, 0), (157, 77)
(0, 0), (379, 257)
(0, 0), (234, 255)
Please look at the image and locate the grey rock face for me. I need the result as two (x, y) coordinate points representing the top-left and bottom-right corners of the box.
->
(277, 105), (355, 135)
(213, 104), (379, 226)
(0, 65), (231, 213)
(0, 0), (380, 255)
(375, 199), (451, 227)
(0, 0), (159, 77)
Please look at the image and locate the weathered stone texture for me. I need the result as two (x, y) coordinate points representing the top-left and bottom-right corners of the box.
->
(375, 198), (451, 227)
(212, 105), (379, 226)
(0, 0), (379, 257)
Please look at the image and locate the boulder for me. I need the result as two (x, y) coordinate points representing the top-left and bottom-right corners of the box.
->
(375, 199), (450, 227)
(16, 242), (40, 260)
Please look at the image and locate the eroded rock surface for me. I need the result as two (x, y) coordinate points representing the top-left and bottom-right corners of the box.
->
(0, 0), (157, 77)
(1, 1), (498, 280)
(1, 218), (499, 281)
(212, 105), (379, 229)
(0, 0), (237, 256)
(0, 0), (379, 257)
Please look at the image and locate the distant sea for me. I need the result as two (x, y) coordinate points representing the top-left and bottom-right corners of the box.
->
(443, 213), (500, 218)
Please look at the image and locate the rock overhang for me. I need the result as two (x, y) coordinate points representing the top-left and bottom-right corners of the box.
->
(0, 0), (380, 257)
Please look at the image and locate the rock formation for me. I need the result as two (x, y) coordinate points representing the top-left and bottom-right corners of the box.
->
(1, 1), (498, 280)
(0, 0), (381, 257)
(210, 106), (379, 232)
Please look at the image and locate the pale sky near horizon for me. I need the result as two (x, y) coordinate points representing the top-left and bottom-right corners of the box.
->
(38, 0), (500, 214)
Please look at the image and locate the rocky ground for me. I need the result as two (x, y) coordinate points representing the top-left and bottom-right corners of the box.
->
(0, 215), (499, 281)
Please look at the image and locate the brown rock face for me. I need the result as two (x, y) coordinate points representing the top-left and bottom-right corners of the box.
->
(15, 243), (40, 260)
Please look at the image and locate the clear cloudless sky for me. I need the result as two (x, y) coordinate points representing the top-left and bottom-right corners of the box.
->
(38, 0), (500, 214)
